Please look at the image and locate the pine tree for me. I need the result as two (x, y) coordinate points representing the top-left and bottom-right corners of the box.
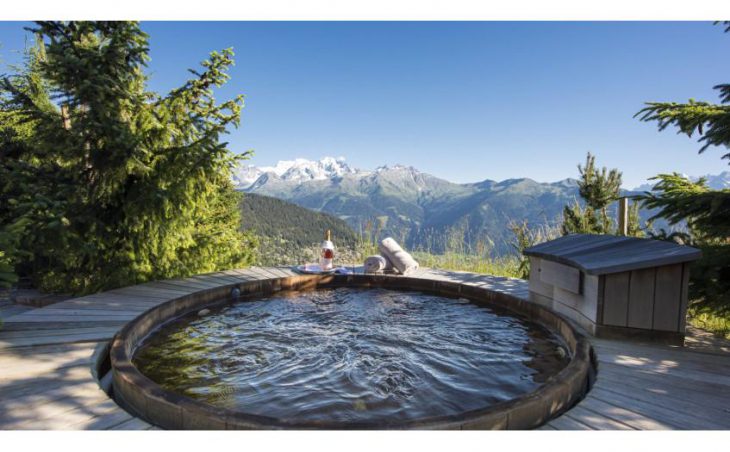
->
(562, 152), (623, 235)
(561, 198), (599, 235)
(0, 21), (256, 294)
(0, 36), (49, 288)
(634, 23), (730, 320)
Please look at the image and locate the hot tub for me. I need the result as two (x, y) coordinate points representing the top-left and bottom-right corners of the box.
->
(110, 274), (596, 429)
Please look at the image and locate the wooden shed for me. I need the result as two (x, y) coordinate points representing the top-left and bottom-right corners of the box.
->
(523, 234), (702, 342)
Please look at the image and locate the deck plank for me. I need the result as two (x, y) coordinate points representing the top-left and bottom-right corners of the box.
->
(4, 397), (126, 430)
(559, 405), (635, 430)
(591, 342), (730, 376)
(0, 342), (99, 380)
(594, 348), (730, 386)
(595, 364), (730, 413)
(0, 304), (34, 319)
(588, 387), (729, 430)
(1, 366), (97, 401)
(1, 266), (729, 430)
(570, 397), (674, 430)
(108, 416), (154, 430)
(0, 330), (117, 348)
(544, 413), (594, 430)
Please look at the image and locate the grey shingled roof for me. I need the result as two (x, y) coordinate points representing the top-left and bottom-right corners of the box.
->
(523, 234), (702, 275)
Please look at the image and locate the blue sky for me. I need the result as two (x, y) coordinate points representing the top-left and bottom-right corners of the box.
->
(1, 21), (729, 187)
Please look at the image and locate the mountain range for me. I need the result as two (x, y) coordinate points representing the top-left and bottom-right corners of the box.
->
(233, 157), (729, 255)
(633, 171), (730, 192)
(240, 193), (359, 266)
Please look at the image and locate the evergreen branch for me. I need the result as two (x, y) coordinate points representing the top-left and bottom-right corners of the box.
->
(636, 101), (730, 160)
(633, 173), (730, 239)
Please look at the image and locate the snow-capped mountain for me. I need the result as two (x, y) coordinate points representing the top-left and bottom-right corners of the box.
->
(232, 157), (583, 254)
(633, 171), (730, 192)
(704, 171), (730, 190)
(233, 156), (723, 254)
(231, 165), (265, 188)
(232, 157), (360, 189)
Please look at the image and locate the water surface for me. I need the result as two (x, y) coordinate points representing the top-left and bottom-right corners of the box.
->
(134, 287), (569, 422)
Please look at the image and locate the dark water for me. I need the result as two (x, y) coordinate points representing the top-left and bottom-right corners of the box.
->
(134, 288), (569, 423)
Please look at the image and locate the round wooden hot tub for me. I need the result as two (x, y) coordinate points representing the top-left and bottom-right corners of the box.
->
(110, 274), (596, 429)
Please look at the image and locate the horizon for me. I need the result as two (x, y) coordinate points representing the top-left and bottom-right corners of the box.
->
(2, 21), (730, 187)
(237, 154), (730, 189)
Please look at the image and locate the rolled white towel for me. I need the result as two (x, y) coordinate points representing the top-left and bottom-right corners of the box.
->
(378, 237), (419, 275)
(363, 255), (394, 274)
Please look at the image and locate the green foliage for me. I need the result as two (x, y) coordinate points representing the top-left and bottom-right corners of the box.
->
(411, 251), (524, 279)
(0, 21), (256, 294)
(562, 152), (619, 234)
(508, 219), (560, 278)
(0, 250), (17, 289)
(240, 193), (358, 266)
(357, 217), (386, 258)
(410, 218), (558, 279)
(561, 198), (601, 235)
(636, 99), (730, 162)
(680, 240), (730, 338)
(242, 193), (530, 278)
(0, 217), (27, 288)
(687, 243), (730, 315)
(688, 307), (730, 340)
(561, 152), (644, 236)
(638, 174), (730, 240)
(634, 23), (730, 335)
(577, 153), (623, 213)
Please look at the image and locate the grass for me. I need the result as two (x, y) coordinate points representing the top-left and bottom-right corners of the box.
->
(411, 252), (523, 278)
(254, 229), (526, 279)
(688, 313), (730, 339)
(688, 304), (730, 339)
(357, 227), (526, 278)
(255, 237), (525, 278)
(353, 218), (540, 279)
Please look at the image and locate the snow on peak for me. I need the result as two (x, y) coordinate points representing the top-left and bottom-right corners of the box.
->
(632, 171), (730, 192)
(375, 164), (418, 173)
(232, 156), (359, 188)
(704, 171), (730, 189)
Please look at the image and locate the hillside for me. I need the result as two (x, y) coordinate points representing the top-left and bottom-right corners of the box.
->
(240, 193), (359, 265)
(238, 159), (579, 255)
(236, 158), (700, 256)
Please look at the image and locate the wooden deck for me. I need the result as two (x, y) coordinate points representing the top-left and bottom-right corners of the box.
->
(1, 267), (729, 430)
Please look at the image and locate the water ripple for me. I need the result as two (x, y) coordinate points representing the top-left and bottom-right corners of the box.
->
(134, 287), (569, 422)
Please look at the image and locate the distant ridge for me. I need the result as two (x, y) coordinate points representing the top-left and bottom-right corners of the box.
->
(234, 157), (704, 254)
(240, 193), (358, 248)
(632, 171), (730, 192)
(240, 193), (359, 265)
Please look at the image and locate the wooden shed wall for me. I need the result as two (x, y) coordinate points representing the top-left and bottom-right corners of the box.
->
(601, 263), (689, 333)
(528, 257), (690, 336)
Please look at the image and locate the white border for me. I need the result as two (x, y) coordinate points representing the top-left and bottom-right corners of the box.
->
(2, 1), (730, 449)
(1, 0), (729, 21)
(1, 430), (728, 452)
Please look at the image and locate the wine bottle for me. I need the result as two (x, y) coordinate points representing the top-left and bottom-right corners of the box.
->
(320, 229), (335, 271)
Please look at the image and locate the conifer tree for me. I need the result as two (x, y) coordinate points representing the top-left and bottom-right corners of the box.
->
(562, 152), (644, 236)
(0, 21), (256, 294)
(562, 152), (622, 234)
(634, 23), (730, 318)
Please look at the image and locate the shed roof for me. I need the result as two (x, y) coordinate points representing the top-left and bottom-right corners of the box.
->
(523, 234), (702, 275)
